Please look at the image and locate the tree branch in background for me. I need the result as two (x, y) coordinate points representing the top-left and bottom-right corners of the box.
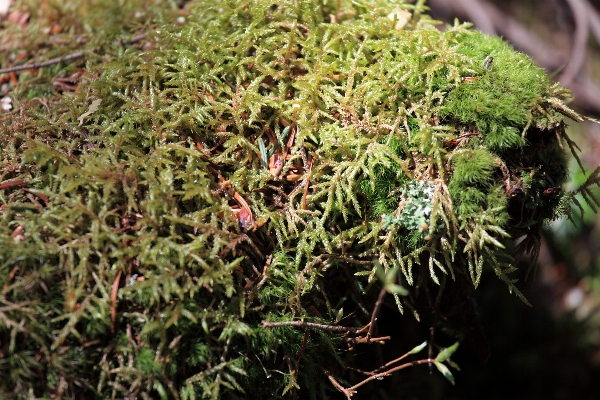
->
(0, 52), (84, 75)
(561, 0), (589, 87)
(428, 0), (600, 115)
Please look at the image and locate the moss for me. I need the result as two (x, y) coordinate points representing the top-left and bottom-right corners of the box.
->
(0, 0), (597, 398)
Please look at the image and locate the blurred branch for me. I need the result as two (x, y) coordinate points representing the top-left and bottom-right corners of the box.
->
(428, 0), (600, 115)
(561, 0), (588, 87)
(0, 52), (84, 74)
(454, 0), (496, 34)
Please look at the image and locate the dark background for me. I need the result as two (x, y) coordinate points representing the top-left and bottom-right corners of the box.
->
(382, 1), (600, 398)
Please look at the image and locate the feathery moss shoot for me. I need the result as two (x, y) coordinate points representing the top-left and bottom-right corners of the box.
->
(1, 0), (599, 398)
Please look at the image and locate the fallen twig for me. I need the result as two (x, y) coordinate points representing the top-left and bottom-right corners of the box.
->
(324, 357), (436, 399)
(0, 52), (84, 75)
(261, 320), (364, 334)
(0, 33), (148, 76)
(366, 287), (386, 343)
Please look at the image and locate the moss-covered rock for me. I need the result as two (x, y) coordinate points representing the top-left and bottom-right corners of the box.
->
(0, 0), (595, 398)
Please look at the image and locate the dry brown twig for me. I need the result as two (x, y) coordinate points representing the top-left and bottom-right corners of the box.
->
(323, 357), (436, 399)
(0, 33), (147, 75)
(0, 52), (85, 75)
(261, 320), (365, 334)
(365, 286), (387, 343)
(262, 316), (436, 398)
(110, 269), (122, 333)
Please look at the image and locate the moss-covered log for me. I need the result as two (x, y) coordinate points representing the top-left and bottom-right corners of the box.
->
(1, 0), (598, 398)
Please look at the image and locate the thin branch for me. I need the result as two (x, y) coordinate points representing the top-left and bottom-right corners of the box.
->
(294, 330), (309, 373)
(110, 269), (122, 333)
(366, 287), (386, 342)
(586, 1), (600, 46)
(324, 369), (356, 400)
(560, 0), (589, 86)
(0, 33), (147, 75)
(349, 335), (391, 344)
(213, 337), (233, 396)
(428, 0), (600, 114)
(302, 155), (314, 210)
(326, 358), (436, 399)
(261, 320), (363, 334)
(0, 178), (27, 189)
(256, 254), (272, 290)
(347, 359), (434, 392)
(0, 52), (84, 75)
(328, 255), (374, 264)
(362, 346), (423, 376)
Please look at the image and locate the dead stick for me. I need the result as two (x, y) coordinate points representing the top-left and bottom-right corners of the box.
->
(350, 335), (391, 344)
(295, 330), (309, 371)
(366, 287), (387, 342)
(347, 359), (435, 392)
(262, 320), (362, 334)
(0, 179), (27, 190)
(110, 269), (122, 333)
(302, 159), (314, 210)
(0, 34), (147, 75)
(322, 367), (356, 400)
(0, 52), (85, 75)
(367, 343), (423, 376)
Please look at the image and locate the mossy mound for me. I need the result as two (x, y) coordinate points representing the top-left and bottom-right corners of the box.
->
(0, 0), (591, 398)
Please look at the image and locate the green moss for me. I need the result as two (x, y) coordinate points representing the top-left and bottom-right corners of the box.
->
(0, 0), (596, 398)
(441, 34), (552, 144)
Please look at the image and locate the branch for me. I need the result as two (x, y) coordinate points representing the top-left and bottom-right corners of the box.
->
(428, 0), (600, 115)
(0, 33), (147, 75)
(0, 52), (84, 75)
(561, 0), (590, 86)
(261, 320), (363, 334)
(324, 358), (436, 399)
(347, 359), (434, 391)
(366, 287), (386, 342)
